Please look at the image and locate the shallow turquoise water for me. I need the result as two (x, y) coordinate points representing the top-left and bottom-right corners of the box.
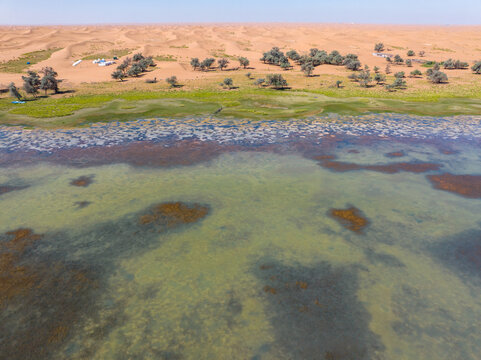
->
(0, 117), (480, 360)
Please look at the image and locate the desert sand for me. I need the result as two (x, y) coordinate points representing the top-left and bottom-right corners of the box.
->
(1, 24), (481, 87)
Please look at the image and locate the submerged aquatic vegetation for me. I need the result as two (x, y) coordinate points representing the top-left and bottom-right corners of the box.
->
(427, 173), (481, 199)
(319, 157), (441, 174)
(385, 151), (405, 158)
(329, 207), (370, 233)
(255, 260), (384, 359)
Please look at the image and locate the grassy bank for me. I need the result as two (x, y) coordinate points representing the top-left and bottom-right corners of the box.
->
(1, 74), (481, 128)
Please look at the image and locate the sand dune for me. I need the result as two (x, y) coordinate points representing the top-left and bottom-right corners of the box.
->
(0, 24), (480, 86)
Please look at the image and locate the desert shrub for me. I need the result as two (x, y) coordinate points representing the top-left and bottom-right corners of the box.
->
(419, 50), (425, 57)
(348, 73), (358, 81)
(443, 59), (469, 69)
(472, 61), (481, 74)
(145, 77), (157, 83)
(200, 58), (215, 71)
(406, 59), (412, 67)
(222, 78), (233, 89)
(373, 66), (380, 73)
(393, 55), (404, 64)
(255, 78), (265, 87)
(428, 70), (448, 83)
(385, 64), (391, 74)
(392, 78), (407, 89)
(410, 69), (422, 77)
(407, 50), (415, 57)
(357, 70), (372, 87)
(374, 73), (386, 84)
(166, 76), (178, 87)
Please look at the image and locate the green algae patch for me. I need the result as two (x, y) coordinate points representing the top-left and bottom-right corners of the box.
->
(2, 88), (481, 128)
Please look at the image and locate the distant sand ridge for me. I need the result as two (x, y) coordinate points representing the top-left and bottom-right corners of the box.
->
(0, 24), (481, 86)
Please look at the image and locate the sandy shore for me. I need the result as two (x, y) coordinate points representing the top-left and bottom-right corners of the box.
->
(1, 24), (480, 86)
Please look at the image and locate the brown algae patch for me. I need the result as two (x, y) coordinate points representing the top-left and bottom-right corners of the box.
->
(139, 202), (209, 227)
(329, 206), (370, 233)
(70, 175), (94, 187)
(385, 151), (405, 158)
(427, 173), (481, 199)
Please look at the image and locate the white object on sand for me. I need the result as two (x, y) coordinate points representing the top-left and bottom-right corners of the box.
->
(72, 60), (82, 67)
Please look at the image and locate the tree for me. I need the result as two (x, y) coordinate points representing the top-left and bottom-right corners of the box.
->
(301, 62), (314, 77)
(166, 76), (178, 87)
(127, 63), (142, 77)
(373, 66), (380, 73)
(406, 59), (412, 67)
(190, 58), (200, 70)
(39, 67), (60, 95)
(218, 58), (229, 71)
(8, 82), (22, 100)
(200, 58), (215, 71)
(261, 47), (286, 66)
(22, 71), (40, 97)
(246, 72), (252, 79)
(255, 78), (265, 87)
(394, 71), (405, 79)
(393, 55), (404, 64)
(238, 57), (249, 69)
(472, 61), (481, 74)
(335, 80), (342, 88)
(344, 54), (361, 71)
(410, 69), (422, 78)
(419, 50), (426, 57)
(374, 73), (386, 84)
(266, 74), (288, 89)
(357, 70), (372, 88)
(117, 58), (131, 74)
(428, 70), (448, 84)
(385, 64), (391, 74)
(133, 53), (145, 62)
(374, 43), (385, 52)
(286, 50), (301, 61)
(223, 78), (233, 89)
(111, 70), (125, 81)
(407, 50), (415, 57)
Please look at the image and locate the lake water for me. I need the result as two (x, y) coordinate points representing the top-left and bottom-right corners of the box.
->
(1, 115), (480, 360)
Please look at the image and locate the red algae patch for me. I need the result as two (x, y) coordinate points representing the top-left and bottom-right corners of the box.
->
(348, 149), (360, 154)
(427, 173), (481, 199)
(385, 151), (405, 158)
(0, 185), (28, 195)
(139, 202), (209, 227)
(70, 175), (94, 187)
(328, 207), (370, 233)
